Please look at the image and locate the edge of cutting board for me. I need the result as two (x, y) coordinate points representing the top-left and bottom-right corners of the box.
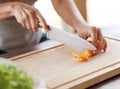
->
(10, 43), (63, 61)
(56, 62), (120, 89)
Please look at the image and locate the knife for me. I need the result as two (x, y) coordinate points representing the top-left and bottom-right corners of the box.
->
(46, 26), (96, 50)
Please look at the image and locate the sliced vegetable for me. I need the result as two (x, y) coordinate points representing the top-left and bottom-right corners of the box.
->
(72, 40), (100, 62)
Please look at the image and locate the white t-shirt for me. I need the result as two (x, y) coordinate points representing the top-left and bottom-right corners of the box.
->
(0, 0), (42, 50)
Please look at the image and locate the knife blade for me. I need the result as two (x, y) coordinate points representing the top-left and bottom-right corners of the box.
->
(47, 26), (96, 50)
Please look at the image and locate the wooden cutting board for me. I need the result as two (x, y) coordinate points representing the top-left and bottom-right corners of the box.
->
(11, 39), (120, 89)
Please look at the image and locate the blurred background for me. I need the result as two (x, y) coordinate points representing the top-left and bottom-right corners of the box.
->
(34, 0), (120, 38)
(87, 0), (120, 27)
(34, 0), (120, 26)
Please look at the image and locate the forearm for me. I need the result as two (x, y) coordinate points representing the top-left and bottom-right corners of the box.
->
(51, 0), (87, 29)
(0, 3), (13, 19)
(52, 0), (107, 52)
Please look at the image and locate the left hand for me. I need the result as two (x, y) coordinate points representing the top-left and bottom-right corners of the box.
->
(75, 23), (107, 54)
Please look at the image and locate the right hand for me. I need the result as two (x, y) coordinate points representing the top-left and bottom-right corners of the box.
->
(10, 2), (49, 32)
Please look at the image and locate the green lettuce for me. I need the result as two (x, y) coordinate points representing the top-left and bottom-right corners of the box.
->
(0, 64), (34, 89)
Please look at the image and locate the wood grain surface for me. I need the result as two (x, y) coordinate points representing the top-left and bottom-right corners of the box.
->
(11, 39), (120, 89)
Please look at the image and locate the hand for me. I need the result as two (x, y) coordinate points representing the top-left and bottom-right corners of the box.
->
(10, 2), (49, 32)
(75, 23), (107, 54)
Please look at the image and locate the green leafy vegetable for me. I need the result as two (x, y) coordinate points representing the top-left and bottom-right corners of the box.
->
(0, 64), (34, 89)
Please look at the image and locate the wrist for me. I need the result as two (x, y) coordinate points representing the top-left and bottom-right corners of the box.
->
(8, 2), (17, 17)
(7, 2), (21, 17)
(0, 3), (16, 19)
(3, 2), (15, 17)
(73, 20), (88, 32)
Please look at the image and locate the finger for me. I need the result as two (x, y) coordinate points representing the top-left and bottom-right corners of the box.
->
(23, 8), (38, 32)
(29, 10), (39, 32)
(97, 29), (103, 51)
(15, 13), (21, 24)
(97, 28), (106, 52)
(14, 10), (21, 23)
(103, 39), (107, 52)
(35, 9), (49, 32)
(21, 8), (33, 30)
(89, 27), (98, 47)
(15, 8), (26, 28)
(18, 8), (29, 29)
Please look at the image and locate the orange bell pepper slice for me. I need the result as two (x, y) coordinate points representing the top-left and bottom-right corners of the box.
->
(72, 40), (100, 62)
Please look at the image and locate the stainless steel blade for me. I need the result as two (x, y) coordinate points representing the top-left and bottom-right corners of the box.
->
(47, 26), (96, 50)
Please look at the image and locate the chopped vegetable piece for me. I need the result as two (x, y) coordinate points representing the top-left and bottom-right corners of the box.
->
(72, 40), (100, 62)
(72, 50), (94, 62)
